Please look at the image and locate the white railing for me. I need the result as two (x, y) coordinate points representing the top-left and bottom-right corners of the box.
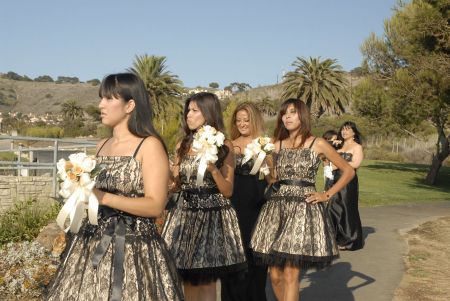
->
(0, 136), (97, 197)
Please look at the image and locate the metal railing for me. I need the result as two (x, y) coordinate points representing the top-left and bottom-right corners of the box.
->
(0, 136), (97, 197)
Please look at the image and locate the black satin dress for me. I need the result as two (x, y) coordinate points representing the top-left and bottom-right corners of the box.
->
(325, 152), (364, 251)
(221, 155), (268, 301)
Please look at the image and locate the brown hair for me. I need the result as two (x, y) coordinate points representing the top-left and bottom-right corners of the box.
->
(177, 92), (229, 163)
(229, 102), (264, 140)
(273, 98), (311, 148)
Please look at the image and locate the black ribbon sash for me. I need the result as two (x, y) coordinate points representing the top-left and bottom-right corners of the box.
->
(91, 208), (136, 301)
(166, 186), (221, 210)
(264, 179), (315, 201)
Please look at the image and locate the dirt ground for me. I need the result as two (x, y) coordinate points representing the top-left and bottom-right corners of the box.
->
(393, 216), (450, 301)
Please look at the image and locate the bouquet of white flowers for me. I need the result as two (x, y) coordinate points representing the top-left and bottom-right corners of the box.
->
(55, 152), (102, 233)
(242, 136), (275, 176)
(324, 162), (334, 180)
(192, 125), (225, 186)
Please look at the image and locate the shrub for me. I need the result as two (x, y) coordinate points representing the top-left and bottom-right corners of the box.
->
(0, 199), (60, 246)
(25, 126), (63, 138)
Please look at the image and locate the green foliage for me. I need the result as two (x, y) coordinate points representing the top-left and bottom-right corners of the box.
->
(223, 99), (239, 137)
(359, 0), (450, 184)
(86, 79), (100, 86)
(96, 125), (112, 139)
(34, 75), (54, 82)
(24, 126), (63, 138)
(1, 71), (32, 81)
(129, 54), (184, 120)
(0, 152), (16, 161)
(60, 100), (84, 121)
(0, 199), (60, 246)
(282, 57), (349, 119)
(55, 76), (79, 84)
(62, 120), (85, 137)
(85, 104), (101, 121)
(228, 82), (252, 93)
(209, 82), (219, 89)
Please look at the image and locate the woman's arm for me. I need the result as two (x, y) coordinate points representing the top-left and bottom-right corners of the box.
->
(306, 138), (355, 203)
(207, 140), (235, 198)
(94, 137), (170, 217)
(348, 144), (364, 169)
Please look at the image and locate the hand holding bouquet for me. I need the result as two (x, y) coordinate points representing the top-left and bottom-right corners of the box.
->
(192, 125), (225, 186)
(242, 136), (275, 176)
(56, 152), (103, 233)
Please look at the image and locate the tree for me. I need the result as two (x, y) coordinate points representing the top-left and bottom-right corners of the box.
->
(281, 57), (349, 119)
(209, 82), (219, 89)
(55, 76), (80, 84)
(61, 100), (84, 121)
(129, 54), (184, 120)
(87, 79), (101, 86)
(256, 96), (278, 117)
(228, 82), (252, 94)
(85, 104), (101, 121)
(34, 75), (54, 82)
(359, 0), (450, 184)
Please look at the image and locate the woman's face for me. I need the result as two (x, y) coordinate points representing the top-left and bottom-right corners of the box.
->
(98, 95), (132, 127)
(282, 104), (301, 132)
(186, 101), (206, 130)
(341, 126), (355, 140)
(235, 109), (252, 137)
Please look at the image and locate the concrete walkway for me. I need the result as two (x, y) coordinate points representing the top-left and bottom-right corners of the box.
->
(262, 201), (450, 301)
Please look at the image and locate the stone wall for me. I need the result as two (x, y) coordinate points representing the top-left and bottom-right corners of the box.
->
(0, 176), (54, 212)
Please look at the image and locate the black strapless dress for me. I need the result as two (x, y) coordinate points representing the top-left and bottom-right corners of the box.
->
(325, 152), (364, 251)
(221, 155), (267, 301)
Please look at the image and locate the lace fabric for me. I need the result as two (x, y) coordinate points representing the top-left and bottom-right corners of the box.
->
(162, 155), (247, 284)
(250, 148), (339, 269)
(46, 156), (184, 301)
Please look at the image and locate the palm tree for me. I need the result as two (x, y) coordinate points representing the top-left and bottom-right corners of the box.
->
(129, 54), (184, 120)
(61, 100), (84, 121)
(256, 96), (278, 117)
(282, 57), (349, 119)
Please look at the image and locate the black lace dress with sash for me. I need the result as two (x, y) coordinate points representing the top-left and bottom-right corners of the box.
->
(221, 154), (268, 301)
(325, 152), (364, 251)
(161, 154), (247, 285)
(46, 138), (184, 301)
(250, 139), (339, 269)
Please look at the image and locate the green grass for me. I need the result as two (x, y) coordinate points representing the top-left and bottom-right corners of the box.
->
(316, 160), (450, 207)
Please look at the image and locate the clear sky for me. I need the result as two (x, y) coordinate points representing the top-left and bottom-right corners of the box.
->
(0, 0), (397, 88)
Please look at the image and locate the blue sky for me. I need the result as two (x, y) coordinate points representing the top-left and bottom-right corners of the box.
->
(0, 0), (397, 88)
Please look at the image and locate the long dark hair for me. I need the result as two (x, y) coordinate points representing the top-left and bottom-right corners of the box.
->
(338, 121), (362, 145)
(99, 73), (167, 153)
(273, 98), (312, 148)
(177, 92), (229, 164)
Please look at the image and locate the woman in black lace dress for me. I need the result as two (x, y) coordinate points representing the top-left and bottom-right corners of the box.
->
(221, 102), (268, 301)
(162, 92), (247, 301)
(46, 73), (184, 301)
(250, 99), (355, 301)
(326, 121), (364, 251)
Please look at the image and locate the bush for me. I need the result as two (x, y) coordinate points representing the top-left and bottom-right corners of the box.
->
(25, 126), (63, 138)
(364, 146), (405, 162)
(0, 199), (60, 246)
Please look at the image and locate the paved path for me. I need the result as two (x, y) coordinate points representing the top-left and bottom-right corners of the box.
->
(262, 201), (450, 301)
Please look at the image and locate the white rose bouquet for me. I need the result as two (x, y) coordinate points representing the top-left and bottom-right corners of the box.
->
(55, 152), (103, 233)
(242, 136), (275, 176)
(192, 125), (225, 186)
(324, 162), (334, 180)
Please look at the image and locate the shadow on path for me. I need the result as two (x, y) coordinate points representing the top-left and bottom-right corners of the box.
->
(266, 262), (375, 301)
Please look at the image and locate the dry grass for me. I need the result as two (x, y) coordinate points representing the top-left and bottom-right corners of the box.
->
(0, 78), (98, 115)
(394, 216), (450, 301)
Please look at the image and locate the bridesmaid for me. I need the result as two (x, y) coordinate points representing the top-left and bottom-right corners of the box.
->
(162, 92), (247, 301)
(250, 99), (354, 301)
(327, 121), (364, 251)
(46, 73), (184, 301)
(221, 102), (268, 301)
